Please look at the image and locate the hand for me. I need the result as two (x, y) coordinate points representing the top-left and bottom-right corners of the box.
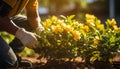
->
(15, 28), (38, 49)
(35, 24), (44, 35)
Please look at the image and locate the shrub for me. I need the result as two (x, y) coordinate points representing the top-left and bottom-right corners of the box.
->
(34, 14), (120, 63)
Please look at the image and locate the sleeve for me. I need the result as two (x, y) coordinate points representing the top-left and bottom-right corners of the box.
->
(0, 16), (19, 35)
(26, 0), (40, 30)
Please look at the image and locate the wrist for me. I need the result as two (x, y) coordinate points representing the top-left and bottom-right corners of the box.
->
(35, 24), (44, 35)
(15, 28), (26, 40)
(28, 17), (41, 29)
(15, 28), (38, 48)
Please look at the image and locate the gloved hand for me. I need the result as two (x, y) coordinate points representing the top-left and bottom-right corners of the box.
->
(15, 28), (38, 49)
(35, 24), (44, 35)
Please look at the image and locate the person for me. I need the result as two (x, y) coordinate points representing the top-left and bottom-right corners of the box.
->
(0, 0), (44, 68)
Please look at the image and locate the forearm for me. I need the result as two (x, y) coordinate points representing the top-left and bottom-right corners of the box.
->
(27, 12), (41, 29)
(0, 16), (38, 48)
(0, 16), (19, 35)
(26, 0), (41, 30)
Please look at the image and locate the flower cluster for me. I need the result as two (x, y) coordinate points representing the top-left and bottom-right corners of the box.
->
(34, 14), (120, 62)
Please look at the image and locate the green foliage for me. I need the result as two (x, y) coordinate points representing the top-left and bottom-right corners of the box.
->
(34, 14), (120, 63)
(0, 32), (14, 43)
(19, 47), (38, 57)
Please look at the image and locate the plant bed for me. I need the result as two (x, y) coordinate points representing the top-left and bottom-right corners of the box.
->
(19, 60), (120, 69)
(30, 14), (120, 69)
(33, 61), (120, 69)
(17, 57), (120, 69)
(1, 14), (120, 69)
(32, 60), (92, 69)
(92, 60), (113, 69)
(112, 61), (120, 69)
(6, 57), (120, 69)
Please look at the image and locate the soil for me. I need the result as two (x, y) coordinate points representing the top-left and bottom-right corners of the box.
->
(17, 55), (120, 69)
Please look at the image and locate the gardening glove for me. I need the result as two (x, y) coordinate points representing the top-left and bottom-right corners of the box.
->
(15, 28), (38, 49)
(34, 24), (44, 35)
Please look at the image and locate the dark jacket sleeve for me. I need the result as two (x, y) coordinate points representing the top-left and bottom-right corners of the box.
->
(0, 16), (19, 35)
(0, 1), (19, 35)
(0, 0), (12, 17)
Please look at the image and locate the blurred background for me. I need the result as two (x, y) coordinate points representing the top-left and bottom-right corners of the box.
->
(38, 0), (120, 25)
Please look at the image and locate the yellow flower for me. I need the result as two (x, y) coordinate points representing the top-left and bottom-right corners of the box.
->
(85, 14), (97, 26)
(96, 20), (101, 24)
(73, 21), (79, 26)
(64, 25), (73, 33)
(93, 36), (100, 46)
(96, 24), (104, 31)
(113, 25), (119, 32)
(72, 30), (81, 41)
(79, 23), (84, 29)
(52, 25), (63, 33)
(83, 25), (89, 32)
(95, 36), (100, 40)
(57, 20), (64, 26)
(86, 19), (94, 24)
(51, 16), (58, 21)
(61, 23), (67, 27)
(51, 26), (56, 33)
(109, 19), (116, 26)
(93, 39), (98, 46)
(43, 19), (52, 29)
(85, 14), (96, 20)
(86, 19), (96, 27)
(118, 27), (120, 31)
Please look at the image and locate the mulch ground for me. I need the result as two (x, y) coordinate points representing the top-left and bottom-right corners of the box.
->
(17, 55), (120, 69)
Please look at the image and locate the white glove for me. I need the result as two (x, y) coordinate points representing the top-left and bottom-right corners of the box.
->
(15, 28), (38, 49)
(35, 24), (44, 35)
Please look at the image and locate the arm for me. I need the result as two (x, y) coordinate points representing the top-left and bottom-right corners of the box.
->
(26, 0), (44, 34)
(26, 0), (40, 29)
(0, 16), (19, 35)
(0, 16), (38, 49)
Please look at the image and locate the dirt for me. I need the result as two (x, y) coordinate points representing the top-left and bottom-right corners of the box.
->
(17, 56), (120, 69)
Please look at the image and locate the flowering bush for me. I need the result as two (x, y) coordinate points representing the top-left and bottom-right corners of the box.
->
(35, 15), (80, 60)
(34, 14), (120, 62)
(78, 14), (120, 63)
